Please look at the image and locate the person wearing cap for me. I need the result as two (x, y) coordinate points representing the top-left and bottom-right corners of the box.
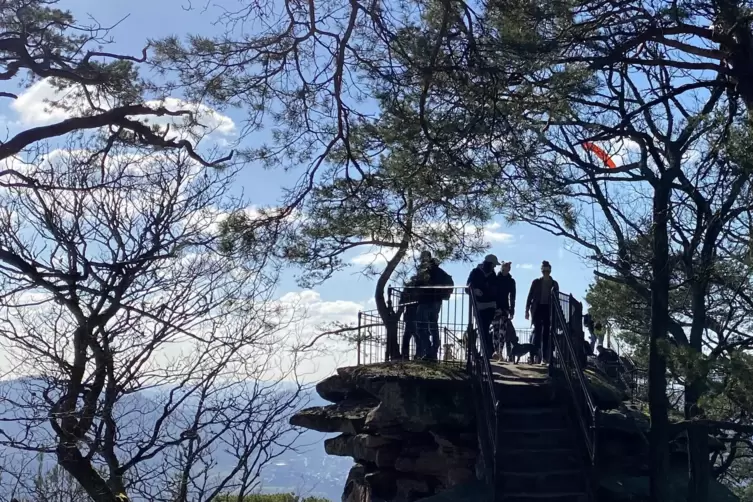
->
(525, 260), (559, 364)
(467, 254), (500, 358)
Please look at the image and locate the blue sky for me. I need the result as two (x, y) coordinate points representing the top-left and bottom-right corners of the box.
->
(0, 0), (599, 377)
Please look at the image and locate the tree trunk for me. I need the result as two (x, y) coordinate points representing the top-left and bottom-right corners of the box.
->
(686, 270), (712, 502)
(57, 443), (121, 502)
(648, 176), (672, 502)
(686, 384), (710, 502)
(375, 201), (414, 361)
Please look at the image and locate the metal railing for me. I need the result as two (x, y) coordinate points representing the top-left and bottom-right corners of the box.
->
(549, 291), (599, 467)
(354, 286), (476, 365)
(354, 286), (533, 366)
(467, 288), (503, 499)
(356, 309), (470, 365)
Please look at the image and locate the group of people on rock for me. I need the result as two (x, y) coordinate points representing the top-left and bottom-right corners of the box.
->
(398, 252), (561, 364)
(468, 255), (559, 363)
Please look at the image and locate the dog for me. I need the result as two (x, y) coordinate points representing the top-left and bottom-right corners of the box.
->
(510, 341), (537, 364)
(492, 310), (517, 362)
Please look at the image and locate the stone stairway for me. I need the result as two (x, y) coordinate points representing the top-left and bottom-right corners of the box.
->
(491, 363), (589, 502)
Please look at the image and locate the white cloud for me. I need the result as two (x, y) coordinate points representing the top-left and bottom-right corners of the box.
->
(278, 290), (363, 321)
(484, 222), (514, 243)
(350, 247), (411, 266)
(12, 79), (75, 125)
(516, 263), (534, 269)
(10, 79), (236, 140)
(276, 290), (367, 382)
(349, 221), (513, 266)
(138, 97), (236, 139)
(0, 287), (366, 385)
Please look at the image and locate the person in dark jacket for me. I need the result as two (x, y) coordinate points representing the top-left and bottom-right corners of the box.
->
(525, 260), (560, 364)
(415, 253), (453, 360)
(399, 277), (421, 359)
(467, 254), (501, 358)
(496, 261), (517, 318)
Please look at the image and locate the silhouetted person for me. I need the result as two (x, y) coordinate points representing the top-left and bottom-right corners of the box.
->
(584, 312), (606, 352)
(597, 345), (620, 378)
(591, 321), (605, 352)
(415, 253), (453, 360)
(525, 260), (559, 364)
(496, 261), (517, 318)
(399, 276), (420, 359)
(597, 345), (620, 364)
(468, 254), (501, 358)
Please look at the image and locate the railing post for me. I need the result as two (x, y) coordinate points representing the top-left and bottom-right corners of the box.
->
(493, 400), (502, 499)
(386, 286), (394, 362)
(592, 411), (599, 465)
(357, 311), (362, 366)
(548, 298), (555, 376)
(466, 298), (473, 371)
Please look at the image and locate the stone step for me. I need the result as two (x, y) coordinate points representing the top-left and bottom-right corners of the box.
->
(493, 380), (554, 406)
(492, 363), (550, 383)
(501, 470), (586, 494)
(495, 374), (551, 384)
(500, 493), (588, 502)
(491, 362), (549, 377)
(498, 448), (582, 473)
(498, 407), (568, 430)
(498, 428), (574, 450)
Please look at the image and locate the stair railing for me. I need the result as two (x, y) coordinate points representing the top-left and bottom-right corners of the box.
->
(549, 291), (599, 467)
(466, 288), (502, 500)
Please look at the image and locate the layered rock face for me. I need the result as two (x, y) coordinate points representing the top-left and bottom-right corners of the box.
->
(290, 362), (478, 502)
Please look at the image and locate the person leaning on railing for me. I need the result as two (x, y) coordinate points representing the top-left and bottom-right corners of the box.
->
(467, 254), (501, 358)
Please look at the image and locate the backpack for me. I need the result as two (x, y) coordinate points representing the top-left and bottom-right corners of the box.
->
(434, 266), (454, 301)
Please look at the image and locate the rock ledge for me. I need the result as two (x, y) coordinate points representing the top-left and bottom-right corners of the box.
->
(291, 362), (476, 502)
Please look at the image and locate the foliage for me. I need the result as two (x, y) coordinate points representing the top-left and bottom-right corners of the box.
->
(0, 147), (303, 502)
(277, 96), (500, 285)
(215, 494), (330, 502)
(9, 456), (94, 502)
(0, 0), (231, 174)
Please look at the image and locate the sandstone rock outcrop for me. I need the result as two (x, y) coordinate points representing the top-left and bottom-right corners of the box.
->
(290, 362), (477, 502)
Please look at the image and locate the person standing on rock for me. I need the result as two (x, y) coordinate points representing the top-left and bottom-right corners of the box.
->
(415, 252), (454, 360)
(525, 260), (559, 364)
(496, 261), (517, 359)
(496, 261), (516, 318)
(398, 275), (421, 359)
(467, 254), (500, 358)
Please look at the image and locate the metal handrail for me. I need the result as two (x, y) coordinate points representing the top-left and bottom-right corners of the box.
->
(467, 287), (502, 499)
(550, 291), (598, 466)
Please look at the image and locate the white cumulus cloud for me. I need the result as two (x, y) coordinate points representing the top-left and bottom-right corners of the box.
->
(10, 79), (236, 140)
(276, 289), (367, 382)
(349, 221), (514, 266)
(350, 247), (411, 266)
(484, 222), (514, 243)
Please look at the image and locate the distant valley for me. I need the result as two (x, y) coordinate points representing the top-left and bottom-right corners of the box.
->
(0, 380), (350, 501)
